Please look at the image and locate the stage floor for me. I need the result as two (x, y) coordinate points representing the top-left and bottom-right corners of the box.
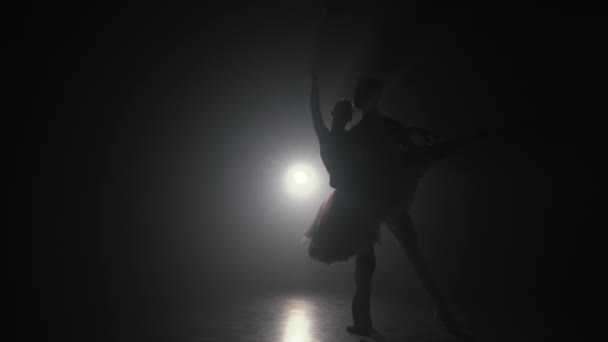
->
(142, 291), (528, 342)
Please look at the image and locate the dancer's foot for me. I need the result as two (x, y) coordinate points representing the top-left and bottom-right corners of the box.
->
(346, 325), (373, 337)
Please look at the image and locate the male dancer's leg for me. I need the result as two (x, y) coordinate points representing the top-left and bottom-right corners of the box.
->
(349, 247), (376, 335)
(386, 210), (462, 333)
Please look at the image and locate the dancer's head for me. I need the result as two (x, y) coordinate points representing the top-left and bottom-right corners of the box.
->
(354, 77), (383, 111)
(330, 99), (353, 130)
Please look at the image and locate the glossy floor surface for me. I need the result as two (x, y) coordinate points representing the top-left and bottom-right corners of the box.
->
(154, 292), (502, 342)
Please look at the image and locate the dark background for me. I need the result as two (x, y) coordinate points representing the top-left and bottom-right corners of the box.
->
(21, 2), (604, 340)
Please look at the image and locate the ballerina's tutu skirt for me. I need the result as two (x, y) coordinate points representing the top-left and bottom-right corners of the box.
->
(305, 190), (381, 264)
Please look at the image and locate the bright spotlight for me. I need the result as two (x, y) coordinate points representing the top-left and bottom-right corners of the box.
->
(293, 170), (308, 184)
(285, 164), (317, 198)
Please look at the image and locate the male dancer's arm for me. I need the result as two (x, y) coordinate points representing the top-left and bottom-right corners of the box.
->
(403, 126), (437, 145)
(428, 129), (490, 160)
(310, 72), (329, 141)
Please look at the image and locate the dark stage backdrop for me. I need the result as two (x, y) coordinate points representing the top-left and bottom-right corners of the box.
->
(22, 2), (604, 340)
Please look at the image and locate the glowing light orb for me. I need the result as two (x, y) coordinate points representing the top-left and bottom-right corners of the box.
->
(293, 170), (308, 184)
(285, 164), (317, 198)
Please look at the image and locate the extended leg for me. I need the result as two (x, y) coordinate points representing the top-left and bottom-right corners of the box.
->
(387, 213), (467, 335)
(387, 214), (449, 310)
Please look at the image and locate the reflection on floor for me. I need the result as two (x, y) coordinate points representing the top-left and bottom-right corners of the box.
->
(174, 292), (469, 342)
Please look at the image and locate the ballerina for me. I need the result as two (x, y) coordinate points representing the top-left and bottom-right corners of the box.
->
(304, 72), (382, 265)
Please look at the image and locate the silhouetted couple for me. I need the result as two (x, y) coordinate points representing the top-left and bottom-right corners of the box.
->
(305, 73), (475, 339)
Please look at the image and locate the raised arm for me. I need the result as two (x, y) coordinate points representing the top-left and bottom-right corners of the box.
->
(310, 72), (329, 140)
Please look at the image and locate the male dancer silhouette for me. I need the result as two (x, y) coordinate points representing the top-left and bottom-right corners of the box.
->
(346, 76), (473, 338)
